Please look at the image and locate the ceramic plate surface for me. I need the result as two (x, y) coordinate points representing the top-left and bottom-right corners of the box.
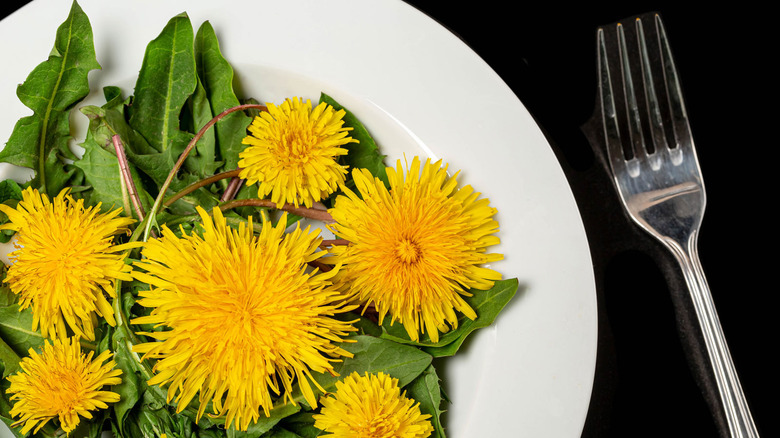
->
(0, 1), (597, 436)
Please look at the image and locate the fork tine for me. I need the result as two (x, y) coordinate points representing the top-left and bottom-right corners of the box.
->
(633, 16), (667, 168)
(600, 15), (692, 174)
(598, 19), (654, 179)
(655, 14), (696, 164)
(597, 27), (631, 177)
(616, 20), (653, 164)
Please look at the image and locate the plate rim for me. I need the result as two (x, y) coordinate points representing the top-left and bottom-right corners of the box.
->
(0, 1), (598, 436)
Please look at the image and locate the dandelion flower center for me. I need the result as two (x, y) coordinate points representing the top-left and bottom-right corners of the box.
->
(327, 157), (503, 343)
(7, 337), (122, 435)
(132, 207), (356, 431)
(396, 237), (423, 264)
(0, 187), (136, 340)
(238, 97), (356, 208)
(313, 372), (433, 438)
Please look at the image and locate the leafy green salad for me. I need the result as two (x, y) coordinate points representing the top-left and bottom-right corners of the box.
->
(0, 2), (517, 437)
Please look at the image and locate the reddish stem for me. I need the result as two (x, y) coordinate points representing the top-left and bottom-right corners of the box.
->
(219, 199), (335, 224)
(220, 176), (245, 203)
(143, 104), (267, 239)
(320, 239), (350, 248)
(112, 135), (145, 221)
(164, 168), (242, 207)
(307, 259), (334, 272)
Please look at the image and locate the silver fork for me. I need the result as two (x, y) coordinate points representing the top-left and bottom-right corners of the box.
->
(597, 13), (759, 437)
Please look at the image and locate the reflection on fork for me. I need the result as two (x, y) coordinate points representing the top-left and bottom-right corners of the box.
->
(595, 13), (759, 438)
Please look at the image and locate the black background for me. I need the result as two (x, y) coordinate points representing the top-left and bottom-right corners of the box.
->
(401, 3), (774, 438)
(1, 2), (774, 437)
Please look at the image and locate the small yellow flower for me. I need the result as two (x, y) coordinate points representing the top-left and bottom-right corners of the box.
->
(0, 187), (136, 340)
(131, 207), (356, 431)
(6, 337), (122, 435)
(327, 157), (502, 343)
(238, 97), (356, 208)
(313, 372), (433, 437)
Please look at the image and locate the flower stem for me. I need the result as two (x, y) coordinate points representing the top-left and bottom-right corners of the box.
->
(78, 339), (97, 351)
(219, 199), (335, 223)
(125, 213), (150, 262)
(143, 103), (267, 241)
(112, 135), (146, 221)
(308, 259), (334, 272)
(320, 238), (350, 248)
(112, 280), (140, 344)
(40, 425), (63, 438)
(161, 211), (263, 234)
(220, 175), (244, 203)
(117, 161), (132, 218)
(163, 168), (242, 208)
(112, 279), (154, 381)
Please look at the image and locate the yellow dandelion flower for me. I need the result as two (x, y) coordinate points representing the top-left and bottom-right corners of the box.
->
(131, 207), (356, 431)
(238, 97), (356, 208)
(327, 156), (502, 343)
(6, 337), (122, 435)
(313, 372), (433, 438)
(0, 187), (136, 341)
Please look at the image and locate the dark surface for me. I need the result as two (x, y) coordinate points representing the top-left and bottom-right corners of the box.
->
(400, 3), (774, 438)
(1, 2), (774, 437)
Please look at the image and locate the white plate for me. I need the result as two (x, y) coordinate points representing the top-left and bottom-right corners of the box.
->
(0, 1), (597, 436)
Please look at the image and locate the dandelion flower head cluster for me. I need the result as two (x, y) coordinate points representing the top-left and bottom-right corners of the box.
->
(0, 187), (136, 340)
(313, 371), (433, 437)
(238, 97), (357, 208)
(6, 337), (122, 435)
(131, 207), (356, 431)
(327, 156), (502, 343)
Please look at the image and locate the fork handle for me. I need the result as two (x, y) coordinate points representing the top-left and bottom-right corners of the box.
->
(669, 233), (759, 438)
